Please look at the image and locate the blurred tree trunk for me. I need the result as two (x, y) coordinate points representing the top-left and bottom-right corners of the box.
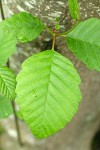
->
(2, 0), (100, 150)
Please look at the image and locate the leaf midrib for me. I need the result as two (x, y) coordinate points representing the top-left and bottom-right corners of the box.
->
(39, 51), (54, 131)
(67, 36), (100, 69)
(67, 35), (100, 47)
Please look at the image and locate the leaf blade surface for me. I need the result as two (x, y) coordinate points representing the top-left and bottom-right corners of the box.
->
(16, 50), (82, 138)
(0, 66), (16, 100)
(0, 95), (13, 119)
(68, 0), (80, 20)
(66, 18), (100, 71)
(0, 24), (17, 65)
(2, 12), (45, 42)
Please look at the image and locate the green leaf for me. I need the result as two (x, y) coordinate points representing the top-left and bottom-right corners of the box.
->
(16, 110), (24, 120)
(2, 12), (45, 42)
(0, 23), (17, 65)
(16, 50), (82, 138)
(55, 24), (60, 30)
(0, 66), (16, 100)
(66, 18), (100, 71)
(0, 95), (13, 119)
(68, 0), (80, 20)
(55, 18), (60, 30)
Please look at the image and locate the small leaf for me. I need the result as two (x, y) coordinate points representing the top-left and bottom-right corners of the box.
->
(0, 95), (13, 119)
(55, 24), (60, 30)
(55, 18), (60, 30)
(16, 50), (82, 138)
(0, 66), (16, 100)
(68, 0), (80, 20)
(2, 12), (45, 42)
(66, 18), (100, 71)
(0, 23), (17, 65)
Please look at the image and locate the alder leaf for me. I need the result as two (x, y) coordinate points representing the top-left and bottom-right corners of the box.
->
(0, 95), (13, 119)
(68, 0), (80, 20)
(66, 18), (100, 71)
(2, 12), (45, 42)
(16, 50), (82, 138)
(16, 110), (24, 120)
(0, 66), (16, 100)
(0, 23), (17, 65)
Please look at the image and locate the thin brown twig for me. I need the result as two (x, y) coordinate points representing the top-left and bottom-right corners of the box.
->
(0, 0), (5, 20)
(52, 34), (56, 50)
(12, 101), (23, 146)
(59, 8), (68, 25)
